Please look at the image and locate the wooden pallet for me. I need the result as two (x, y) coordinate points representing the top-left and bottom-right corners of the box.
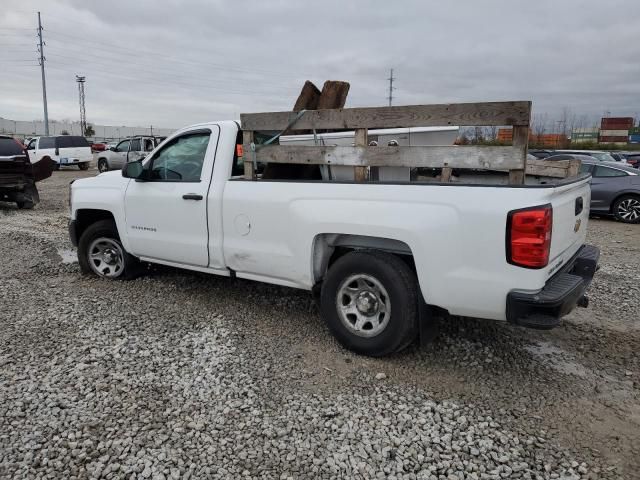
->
(240, 101), (580, 184)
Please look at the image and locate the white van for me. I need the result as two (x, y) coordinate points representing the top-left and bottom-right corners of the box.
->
(26, 136), (93, 170)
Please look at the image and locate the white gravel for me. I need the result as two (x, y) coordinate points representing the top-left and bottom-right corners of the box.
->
(1, 169), (637, 479)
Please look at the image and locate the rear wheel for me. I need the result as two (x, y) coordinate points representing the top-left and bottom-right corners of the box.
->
(613, 195), (640, 224)
(97, 158), (109, 173)
(78, 162), (90, 170)
(78, 219), (141, 280)
(320, 251), (418, 357)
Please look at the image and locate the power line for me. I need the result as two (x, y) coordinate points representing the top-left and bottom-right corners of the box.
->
(44, 29), (314, 80)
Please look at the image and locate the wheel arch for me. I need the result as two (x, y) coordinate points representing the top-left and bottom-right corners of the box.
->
(73, 209), (117, 245)
(311, 233), (415, 285)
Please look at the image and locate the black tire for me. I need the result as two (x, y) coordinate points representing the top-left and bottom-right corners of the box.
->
(78, 162), (90, 170)
(16, 200), (34, 209)
(613, 195), (640, 224)
(78, 219), (141, 280)
(97, 158), (109, 173)
(54, 164), (60, 171)
(320, 250), (419, 357)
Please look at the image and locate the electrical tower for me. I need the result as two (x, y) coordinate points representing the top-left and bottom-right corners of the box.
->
(76, 76), (87, 136)
(37, 12), (49, 135)
(387, 68), (395, 106)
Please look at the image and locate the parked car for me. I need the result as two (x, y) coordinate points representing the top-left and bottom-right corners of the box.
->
(543, 154), (595, 163)
(609, 152), (627, 162)
(621, 153), (640, 169)
(96, 136), (164, 172)
(552, 150), (619, 163)
(528, 149), (553, 159)
(580, 160), (640, 223)
(26, 135), (92, 170)
(69, 119), (599, 356)
(0, 135), (55, 209)
(91, 142), (108, 153)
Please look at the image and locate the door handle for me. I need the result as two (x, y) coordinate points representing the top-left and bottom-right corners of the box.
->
(182, 194), (203, 200)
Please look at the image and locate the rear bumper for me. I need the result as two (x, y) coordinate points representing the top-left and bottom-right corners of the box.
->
(506, 244), (600, 329)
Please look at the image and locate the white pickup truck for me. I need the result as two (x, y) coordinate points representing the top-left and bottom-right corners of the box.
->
(69, 119), (600, 356)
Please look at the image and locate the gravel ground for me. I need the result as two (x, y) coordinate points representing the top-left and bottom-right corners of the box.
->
(1, 169), (638, 480)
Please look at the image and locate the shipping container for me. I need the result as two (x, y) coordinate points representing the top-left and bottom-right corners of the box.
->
(599, 135), (630, 143)
(601, 117), (634, 129)
(629, 134), (640, 144)
(600, 129), (629, 137)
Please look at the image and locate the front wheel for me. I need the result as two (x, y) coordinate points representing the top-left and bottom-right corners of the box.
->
(320, 251), (419, 357)
(78, 219), (141, 280)
(97, 159), (109, 173)
(78, 162), (90, 171)
(613, 195), (640, 224)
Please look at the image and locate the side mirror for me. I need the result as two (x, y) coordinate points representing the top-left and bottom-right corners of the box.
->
(122, 159), (144, 179)
(109, 146), (116, 151)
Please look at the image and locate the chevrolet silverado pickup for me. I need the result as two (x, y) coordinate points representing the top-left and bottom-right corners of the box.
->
(69, 120), (599, 356)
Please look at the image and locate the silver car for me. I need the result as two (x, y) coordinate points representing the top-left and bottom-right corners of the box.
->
(96, 136), (163, 173)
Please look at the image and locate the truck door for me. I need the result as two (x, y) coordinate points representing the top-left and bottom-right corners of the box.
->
(127, 138), (143, 163)
(124, 127), (218, 267)
(112, 139), (130, 168)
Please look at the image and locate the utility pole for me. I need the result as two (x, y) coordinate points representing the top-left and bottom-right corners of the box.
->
(76, 76), (86, 136)
(37, 12), (49, 136)
(387, 68), (395, 107)
(150, 125), (153, 136)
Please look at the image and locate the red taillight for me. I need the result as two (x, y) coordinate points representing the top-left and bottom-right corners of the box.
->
(507, 205), (553, 268)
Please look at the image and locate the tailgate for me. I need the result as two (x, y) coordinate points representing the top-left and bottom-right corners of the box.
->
(545, 177), (591, 276)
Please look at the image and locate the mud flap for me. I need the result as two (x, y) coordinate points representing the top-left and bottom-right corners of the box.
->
(418, 294), (441, 346)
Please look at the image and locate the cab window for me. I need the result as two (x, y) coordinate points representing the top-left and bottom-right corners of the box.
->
(148, 131), (210, 182)
(130, 138), (141, 151)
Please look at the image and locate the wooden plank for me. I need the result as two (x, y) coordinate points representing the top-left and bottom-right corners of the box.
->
(317, 81), (350, 110)
(241, 101), (532, 131)
(243, 145), (527, 170)
(292, 81), (321, 112)
(243, 130), (255, 180)
(509, 125), (529, 185)
(353, 128), (368, 182)
(526, 159), (581, 178)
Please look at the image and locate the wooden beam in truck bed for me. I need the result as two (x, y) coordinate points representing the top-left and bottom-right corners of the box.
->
(241, 101), (532, 131)
(243, 145), (527, 170)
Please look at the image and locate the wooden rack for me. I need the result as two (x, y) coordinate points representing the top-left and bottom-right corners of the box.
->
(240, 101), (580, 184)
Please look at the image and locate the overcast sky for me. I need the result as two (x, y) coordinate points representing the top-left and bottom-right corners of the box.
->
(1, 0), (638, 129)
